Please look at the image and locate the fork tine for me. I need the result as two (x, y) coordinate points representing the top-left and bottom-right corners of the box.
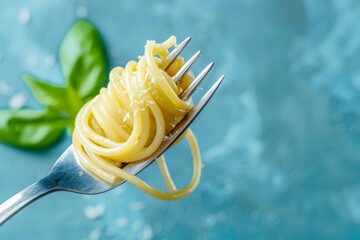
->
(172, 50), (201, 84)
(184, 74), (225, 123)
(151, 75), (225, 159)
(160, 36), (191, 71)
(179, 62), (214, 101)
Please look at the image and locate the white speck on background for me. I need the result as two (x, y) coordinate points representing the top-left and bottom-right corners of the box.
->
(89, 228), (102, 240)
(44, 54), (56, 67)
(116, 217), (128, 228)
(347, 188), (360, 224)
(18, 8), (31, 25)
(112, 186), (125, 196)
(76, 6), (88, 18)
(84, 203), (106, 220)
(26, 55), (38, 67)
(82, 195), (91, 200)
(140, 225), (154, 240)
(205, 215), (217, 227)
(0, 81), (12, 96)
(9, 93), (27, 109)
(129, 201), (145, 212)
(78, 171), (84, 177)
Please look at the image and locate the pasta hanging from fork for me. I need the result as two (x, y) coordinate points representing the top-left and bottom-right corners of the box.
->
(72, 36), (202, 200)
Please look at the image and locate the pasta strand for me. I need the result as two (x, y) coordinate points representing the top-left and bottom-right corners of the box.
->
(73, 36), (202, 200)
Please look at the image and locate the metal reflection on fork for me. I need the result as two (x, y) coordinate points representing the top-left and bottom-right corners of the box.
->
(0, 36), (224, 225)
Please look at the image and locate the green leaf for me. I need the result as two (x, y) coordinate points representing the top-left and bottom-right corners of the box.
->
(0, 20), (108, 150)
(23, 74), (69, 112)
(60, 19), (107, 100)
(0, 109), (68, 149)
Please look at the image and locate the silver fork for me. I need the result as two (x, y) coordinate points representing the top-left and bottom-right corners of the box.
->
(0, 37), (224, 226)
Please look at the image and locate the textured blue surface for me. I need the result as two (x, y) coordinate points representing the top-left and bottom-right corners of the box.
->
(1, 0), (360, 239)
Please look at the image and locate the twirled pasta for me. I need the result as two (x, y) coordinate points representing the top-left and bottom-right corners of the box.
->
(72, 36), (202, 200)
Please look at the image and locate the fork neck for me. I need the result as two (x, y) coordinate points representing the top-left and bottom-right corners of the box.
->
(0, 176), (59, 226)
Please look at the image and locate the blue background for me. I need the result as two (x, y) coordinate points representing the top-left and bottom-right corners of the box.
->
(1, 0), (360, 239)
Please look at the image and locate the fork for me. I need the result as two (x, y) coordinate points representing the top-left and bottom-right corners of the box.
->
(0, 37), (224, 225)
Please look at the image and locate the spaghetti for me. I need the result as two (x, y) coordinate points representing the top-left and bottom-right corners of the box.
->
(72, 36), (202, 200)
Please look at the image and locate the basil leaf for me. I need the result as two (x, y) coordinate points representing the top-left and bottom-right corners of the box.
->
(23, 74), (69, 112)
(23, 74), (83, 118)
(0, 109), (67, 149)
(60, 20), (107, 100)
(0, 20), (108, 150)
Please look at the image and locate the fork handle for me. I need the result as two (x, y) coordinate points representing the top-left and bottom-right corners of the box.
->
(0, 176), (58, 226)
